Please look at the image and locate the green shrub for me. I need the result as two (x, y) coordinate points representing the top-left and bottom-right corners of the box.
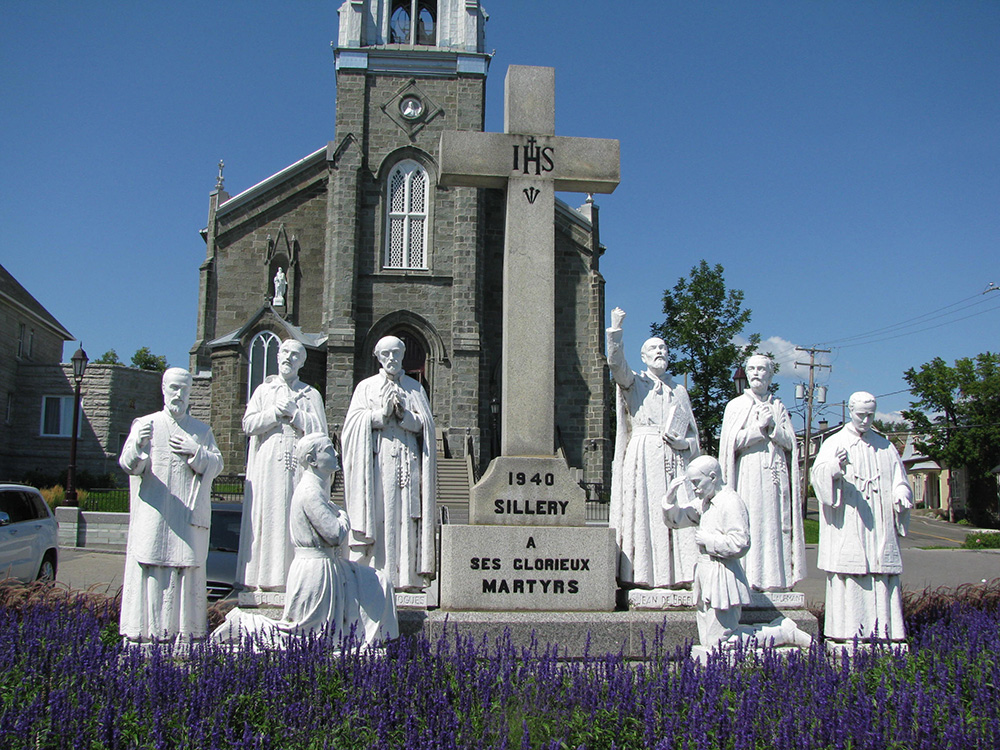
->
(962, 531), (1000, 549)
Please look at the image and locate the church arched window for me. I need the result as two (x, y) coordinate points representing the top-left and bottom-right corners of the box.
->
(390, 1), (436, 46)
(247, 331), (280, 400)
(384, 159), (429, 269)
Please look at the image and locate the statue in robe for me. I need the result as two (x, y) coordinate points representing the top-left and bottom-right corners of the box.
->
(342, 336), (436, 591)
(119, 368), (223, 646)
(810, 391), (912, 644)
(719, 354), (805, 591)
(237, 339), (327, 592)
(607, 307), (700, 588)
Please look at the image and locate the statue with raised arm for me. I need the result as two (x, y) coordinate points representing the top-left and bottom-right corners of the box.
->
(607, 306), (700, 588)
(119, 368), (223, 647)
(810, 391), (912, 646)
(237, 339), (327, 592)
(719, 354), (805, 591)
(214, 433), (398, 649)
(342, 336), (436, 591)
(663, 456), (812, 655)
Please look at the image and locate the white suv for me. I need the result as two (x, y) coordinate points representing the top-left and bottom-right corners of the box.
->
(0, 484), (58, 582)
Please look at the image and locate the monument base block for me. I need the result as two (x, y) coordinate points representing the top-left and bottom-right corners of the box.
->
(627, 589), (807, 611)
(468, 455), (587, 526)
(440, 524), (616, 611)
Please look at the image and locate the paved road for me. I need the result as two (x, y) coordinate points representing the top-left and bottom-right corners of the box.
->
(55, 507), (999, 608)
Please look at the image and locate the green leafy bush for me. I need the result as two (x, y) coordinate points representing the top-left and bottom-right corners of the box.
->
(963, 531), (1000, 549)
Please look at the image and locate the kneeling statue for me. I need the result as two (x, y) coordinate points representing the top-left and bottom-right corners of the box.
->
(215, 433), (398, 649)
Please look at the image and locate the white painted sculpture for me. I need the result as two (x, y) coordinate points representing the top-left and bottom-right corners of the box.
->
(342, 335), (436, 591)
(273, 267), (287, 306)
(237, 339), (327, 592)
(719, 354), (805, 591)
(810, 391), (912, 645)
(214, 433), (398, 648)
(607, 307), (700, 588)
(663, 455), (812, 656)
(119, 368), (223, 646)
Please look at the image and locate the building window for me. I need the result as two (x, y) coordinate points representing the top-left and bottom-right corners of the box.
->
(248, 331), (281, 400)
(27, 329), (34, 359)
(40, 395), (77, 437)
(390, 0), (436, 46)
(4, 392), (12, 425)
(17, 323), (25, 358)
(384, 160), (428, 270)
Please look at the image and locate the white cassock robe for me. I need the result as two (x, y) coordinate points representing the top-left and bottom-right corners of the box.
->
(607, 326), (700, 588)
(119, 410), (223, 644)
(237, 375), (327, 591)
(811, 424), (912, 642)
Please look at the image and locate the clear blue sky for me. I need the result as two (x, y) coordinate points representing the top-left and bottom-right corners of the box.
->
(3, 1), (998, 429)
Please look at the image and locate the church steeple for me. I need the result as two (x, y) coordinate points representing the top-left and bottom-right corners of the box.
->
(335, 0), (489, 76)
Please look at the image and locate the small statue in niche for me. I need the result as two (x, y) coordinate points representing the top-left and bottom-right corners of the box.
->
(273, 267), (287, 307)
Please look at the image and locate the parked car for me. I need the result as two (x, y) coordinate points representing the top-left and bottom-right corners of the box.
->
(206, 502), (241, 601)
(0, 484), (58, 582)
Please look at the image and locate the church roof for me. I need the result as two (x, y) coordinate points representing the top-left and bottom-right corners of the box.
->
(206, 305), (327, 351)
(0, 263), (73, 341)
(214, 145), (328, 222)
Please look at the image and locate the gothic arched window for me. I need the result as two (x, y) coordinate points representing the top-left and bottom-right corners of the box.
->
(390, 0), (436, 46)
(384, 160), (429, 270)
(248, 331), (280, 399)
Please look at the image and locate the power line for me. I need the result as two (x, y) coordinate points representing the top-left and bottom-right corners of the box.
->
(815, 292), (1000, 348)
(833, 302), (1000, 349)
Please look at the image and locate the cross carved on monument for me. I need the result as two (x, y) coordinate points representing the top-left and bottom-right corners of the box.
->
(439, 65), (620, 456)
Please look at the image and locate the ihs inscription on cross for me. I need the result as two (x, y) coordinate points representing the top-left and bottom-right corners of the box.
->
(439, 65), (620, 457)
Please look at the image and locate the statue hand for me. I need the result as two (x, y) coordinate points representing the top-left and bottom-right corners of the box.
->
(169, 433), (198, 457)
(835, 446), (849, 470)
(276, 395), (296, 419)
(663, 431), (688, 450)
(136, 421), (153, 448)
(610, 307), (626, 329)
(757, 406), (774, 431)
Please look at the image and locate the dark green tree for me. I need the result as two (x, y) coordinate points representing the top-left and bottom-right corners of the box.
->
(92, 349), (123, 365)
(903, 352), (1000, 526)
(651, 260), (760, 455)
(130, 346), (168, 372)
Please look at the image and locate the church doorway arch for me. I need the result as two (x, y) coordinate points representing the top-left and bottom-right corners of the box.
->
(393, 329), (429, 393)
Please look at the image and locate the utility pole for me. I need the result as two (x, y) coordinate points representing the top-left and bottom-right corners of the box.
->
(795, 346), (831, 517)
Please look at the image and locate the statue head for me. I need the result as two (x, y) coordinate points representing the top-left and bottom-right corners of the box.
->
(277, 339), (306, 382)
(374, 335), (406, 378)
(295, 432), (338, 475)
(686, 455), (723, 502)
(161, 367), (193, 418)
(640, 337), (669, 377)
(848, 391), (877, 435)
(745, 354), (775, 396)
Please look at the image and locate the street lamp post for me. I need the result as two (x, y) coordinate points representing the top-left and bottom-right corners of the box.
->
(732, 364), (748, 396)
(65, 345), (88, 507)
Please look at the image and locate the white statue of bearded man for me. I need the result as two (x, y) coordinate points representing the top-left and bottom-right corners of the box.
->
(719, 354), (805, 591)
(342, 335), (437, 591)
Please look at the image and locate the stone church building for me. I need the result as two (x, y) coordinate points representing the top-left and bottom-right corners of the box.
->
(190, 0), (611, 497)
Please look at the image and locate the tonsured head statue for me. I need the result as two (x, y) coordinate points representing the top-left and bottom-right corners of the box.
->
(374, 336), (406, 378)
(848, 391), (877, 435)
(686, 455), (724, 502)
(295, 432), (339, 475)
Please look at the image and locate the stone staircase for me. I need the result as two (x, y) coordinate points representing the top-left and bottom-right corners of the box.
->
(331, 448), (473, 525)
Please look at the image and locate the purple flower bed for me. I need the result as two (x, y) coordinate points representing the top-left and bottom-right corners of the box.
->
(1, 598), (998, 749)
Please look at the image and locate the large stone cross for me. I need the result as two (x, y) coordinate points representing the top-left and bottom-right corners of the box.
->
(439, 65), (620, 456)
